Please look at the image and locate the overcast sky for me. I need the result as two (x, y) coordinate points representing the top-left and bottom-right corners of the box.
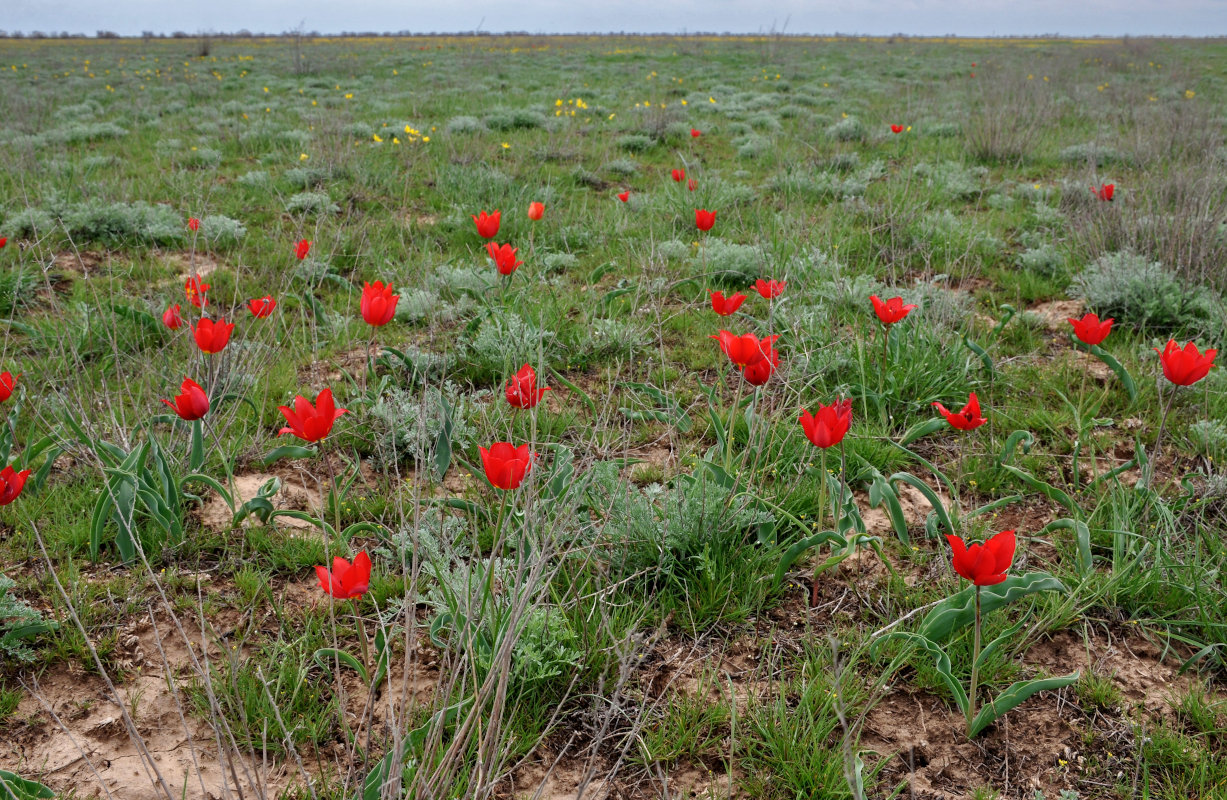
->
(4, 0), (1225, 37)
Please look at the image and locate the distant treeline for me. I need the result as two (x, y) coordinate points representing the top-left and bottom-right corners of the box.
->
(0, 30), (1215, 41)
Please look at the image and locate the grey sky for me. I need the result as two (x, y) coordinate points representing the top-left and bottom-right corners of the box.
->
(5, 0), (1225, 37)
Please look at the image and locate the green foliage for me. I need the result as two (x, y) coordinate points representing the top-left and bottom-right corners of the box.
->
(0, 575), (58, 664)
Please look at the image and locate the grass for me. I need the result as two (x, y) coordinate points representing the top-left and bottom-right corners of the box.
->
(0, 31), (1224, 800)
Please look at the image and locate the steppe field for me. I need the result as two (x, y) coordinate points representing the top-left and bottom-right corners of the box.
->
(0, 32), (1225, 800)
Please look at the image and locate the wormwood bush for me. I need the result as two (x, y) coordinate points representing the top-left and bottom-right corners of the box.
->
(913, 160), (987, 201)
(282, 166), (332, 188)
(1017, 244), (1065, 276)
(826, 116), (866, 142)
(369, 384), (476, 466)
(1069, 251), (1225, 338)
(0, 575), (55, 663)
(461, 312), (558, 381)
(616, 134), (655, 153)
(1189, 420), (1227, 463)
(484, 108), (546, 131)
(198, 214), (246, 247)
(689, 240), (769, 285)
(572, 318), (647, 364)
(445, 115), (486, 134)
(285, 191), (340, 215)
(1059, 141), (1130, 167)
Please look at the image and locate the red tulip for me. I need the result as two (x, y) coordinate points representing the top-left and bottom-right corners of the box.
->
(316, 551), (371, 600)
(247, 295), (276, 318)
(191, 318), (234, 354)
(472, 210), (501, 239)
(1155, 340), (1217, 387)
(870, 295), (918, 326)
(688, 178), (697, 192)
(742, 344), (779, 386)
(527, 201), (545, 221)
(505, 364), (549, 409)
(295, 239), (311, 260)
(799, 398), (853, 449)
(695, 209), (716, 232)
(278, 387), (348, 443)
(486, 242), (523, 276)
(691, 128), (701, 138)
(617, 191), (630, 203)
(933, 392), (987, 431)
(1067, 313), (1113, 346)
(184, 274), (210, 309)
(163, 304), (184, 330)
(187, 217), (200, 231)
(0, 465), (31, 506)
(161, 377), (209, 420)
(754, 279), (786, 299)
(480, 442), (533, 490)
(947, 530), (1016, 586)
(0, 372), (18, 403)
(672, 168), (685, 183)
(710, 291), (747, 316)
(1091, 184), (1115, 202)
(890, 124), (905, 134)
(360, 281), (399, 326)
(0, 237), (6, 248)
(710, 330), (778, 368)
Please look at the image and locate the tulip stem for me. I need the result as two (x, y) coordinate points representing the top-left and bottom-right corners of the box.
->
(1153, 384), (1177, 467)
(879, 323), (889, 404)
(353, 598), (371, 678)
(813, 447), (829, 608)
(967, 585), (982, 736)
(726, 376), (745, 470)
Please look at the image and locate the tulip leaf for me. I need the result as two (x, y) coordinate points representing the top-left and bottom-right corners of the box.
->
(974, 619), (1027, 670)
(261, 445), (316, 465)
(313, 647), (369, 684)
(866, 467), (910, 545)
(917, 572), (1067, 642)
(1040, 517), (1093, 576)
(899, 417), (947, 446)
(180, 474), (234, 511)
(997, 430), (1078, 516)
(887, 471), (953, 538)
(547, 369), (597, 415)
(0, 770), (55, 800)
(189, 419), (205, 472)
(433, 395), (453, 480)
(963, 336), (995, 375)
(969, 673), (1079, 738)
(876, 631), (968, 715)
(773, 530), (844, 587)
(1084, 343), (1137, 403)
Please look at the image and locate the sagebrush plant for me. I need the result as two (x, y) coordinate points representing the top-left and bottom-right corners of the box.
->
(0, 33), (1223, 800)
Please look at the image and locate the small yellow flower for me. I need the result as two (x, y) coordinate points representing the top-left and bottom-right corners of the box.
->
(422, 136), (430, 142)
(372, 133), (383, 142)
(299, 153), (309, 161)
(344, 92), (353, 99)
(263, 86), (269, 92)
(1185, 89), (1195, 99)
(501, 142), (510, 149)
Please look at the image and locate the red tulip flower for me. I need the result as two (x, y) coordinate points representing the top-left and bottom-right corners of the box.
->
(799, 398), (853, 449)
(472, 210), (501, 239)
(1067, 313), (1113, 346)
(0, 372), (18, 403)
(187, 217), (200, 231)
(1155, 340), (1217, 386)
(480, 442), (533, 490)
(486, 242), (523, 276)
(527, 201), (545, 221)
(617, 191), (630, 203)
(933, 392), (987, 431)
(691, 128), (701, 138)
(316, 551), (372, 600)
(184, 274), (210, 309)
(0, 465), (31, 506)
(0, 237), (7, 248)
(754, 279), (786, 299)
(161, 377), (210, 420)
(695, 209), (716, 232)
(890, 124), (904, 134)
(947, 530), (1016, 586)
(247, 295), (277, 318)
(742, 345), (779, 386)
(710, 291), (747, 316)
(672, 168), (685, 183)
(295, 239), (311, 260)
(870, 295), (918, 326)
(505, 364), (549, 409)
(1091, 184), (1115, 202)
(163, 304), (184, 330)
(687, 178), (697, 192)
(191, 318), (234, 354)
(710, 330), (779, 368)
(278, 387), (348, 443)
(360, 281), (399, 326)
